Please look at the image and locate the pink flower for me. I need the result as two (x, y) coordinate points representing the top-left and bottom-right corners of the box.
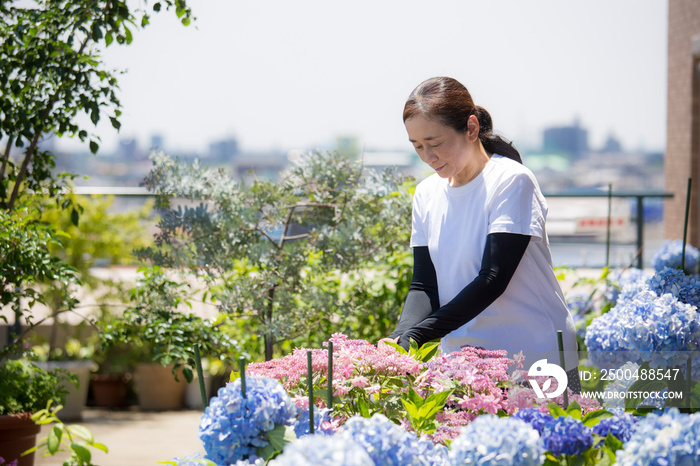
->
(349, 375), (369, 388)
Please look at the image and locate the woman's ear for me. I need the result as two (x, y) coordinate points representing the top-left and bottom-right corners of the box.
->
(467, 114), (480, 142)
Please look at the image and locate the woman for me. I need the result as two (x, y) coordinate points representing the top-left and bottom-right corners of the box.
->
(388, 77), (579, 391)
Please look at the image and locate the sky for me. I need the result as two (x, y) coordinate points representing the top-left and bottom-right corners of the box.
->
(57, 0), (669, 156)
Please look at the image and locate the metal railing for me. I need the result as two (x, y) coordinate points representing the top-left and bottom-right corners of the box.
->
(543, 190), (674, 269)
(74, 186), (675, 269)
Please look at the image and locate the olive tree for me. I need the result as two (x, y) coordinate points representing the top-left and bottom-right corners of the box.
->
(138, 151), (412, 360)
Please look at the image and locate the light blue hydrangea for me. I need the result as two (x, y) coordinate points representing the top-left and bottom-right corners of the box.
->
(605, 268), (649, 304)
(198, 377), (298, 466)
(585, 289), (700, 370)
(337, 414), (448, 466)
(616, 408), (700, 466)
(652, 239), (700, 275)
(447, 415), (544, 466)
(566, 291), (594, 339)
(170, 453), (215, 466)
(270, 434), (373, 466)
(293, 407), (335, 438)
(541, 416), (593, 457)
(648, 266), (700, 308)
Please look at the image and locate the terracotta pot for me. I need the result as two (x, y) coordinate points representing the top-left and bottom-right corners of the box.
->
(134, 363), (186, 411)
(0, 413), (40, 466)
(90, 373), (131, 409)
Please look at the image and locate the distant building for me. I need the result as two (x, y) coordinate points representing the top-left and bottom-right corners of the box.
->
(542, 119), (589, 159)
(665, 0), (700, 246)
(209, 137), (239, 162)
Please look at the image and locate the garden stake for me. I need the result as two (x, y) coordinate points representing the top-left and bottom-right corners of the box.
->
(681, 178), (692, 272)
(687, 356), (692, 411)
(327, 340), (333, 409)
(194, 343), (208, 408)
(307, 349), (314, 434)
(239, 356), (247, 399)
(557, 330), (568, 409)
(606, 183), (612, 267)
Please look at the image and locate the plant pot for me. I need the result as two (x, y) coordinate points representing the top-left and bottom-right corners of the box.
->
(0, 413), (40, 466)
(184, 373), (213, 409)
(35, 360), (97, 421)
(134, 363), (186, 411)
(90, 373), (131, 409)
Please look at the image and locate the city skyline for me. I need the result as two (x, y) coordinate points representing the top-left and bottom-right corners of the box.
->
(55, 0), (668, 156)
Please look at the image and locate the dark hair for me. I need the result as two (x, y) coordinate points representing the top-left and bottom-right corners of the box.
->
(403, 77), (522, 164)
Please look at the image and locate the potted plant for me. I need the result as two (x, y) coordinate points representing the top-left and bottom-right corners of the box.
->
(101, 266), (238, 411)
(29, 336), (98, 422)
(0, 360), (73, 466)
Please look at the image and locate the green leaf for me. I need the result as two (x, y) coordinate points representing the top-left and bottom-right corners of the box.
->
(124, 27), (133, 44)
(256, 423), (296, 460)
(604, 432), (624, 453)
(48, 426), (62, 454)
(357, 397), (370, 418)
(383, 340), (406, 355)
(582, 409), (614, 428)
(89, 140), (99, 154)
(71, 444), (91, 463)
(566, 400), (582, 420)
(71, 208), (79, 227)
(67, 425), (94, 443)
(90, 442), (109, 453)
(105, 32), (113, 46)
(547, 402), (568, 418)
(400, 398), (419, 419)
(406, 386), (424, 407)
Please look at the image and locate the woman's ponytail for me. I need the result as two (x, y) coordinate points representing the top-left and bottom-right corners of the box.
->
(474, 106), (522, 164)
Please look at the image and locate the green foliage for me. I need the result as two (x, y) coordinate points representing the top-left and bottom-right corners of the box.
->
(138, 151), (412, 360)
(0, 203), (80, 361)
(27, 401), (108, 466)
(0, 360), (73, 415)
(101, 266), (239, 382)
(401, 386), (453, 436)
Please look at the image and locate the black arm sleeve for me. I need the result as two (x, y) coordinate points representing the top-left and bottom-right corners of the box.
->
(387, 246), (440, 340)
(397, 232), (531, 350)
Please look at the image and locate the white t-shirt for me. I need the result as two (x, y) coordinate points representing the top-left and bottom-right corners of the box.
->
(410, 154), (578, 370)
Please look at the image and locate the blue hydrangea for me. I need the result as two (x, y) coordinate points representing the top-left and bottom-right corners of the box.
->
(447, 415), (544, 466)
(591, 413), (638, 443)
(648, 266), (700, 308)
(270, 434), (373, 466)
(293, 407), (334, 438)
(652, 239), (700, 275)
(337, 414), (448, 466)
(585, 289), (700, 370)
(541, 416), (593, 457)
(605, 268), (649, 304)
(198, 377), (298, 465)
(616, 408), (700, 466)
(566, 291), (594, 339)
(601, 362), (641, 413)
(513, 407), (555, 435)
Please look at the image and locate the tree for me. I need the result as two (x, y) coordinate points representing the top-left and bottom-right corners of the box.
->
(138, 151), (412, 360)
(0, 0), (193, 361)
(0, 0), (193, 212)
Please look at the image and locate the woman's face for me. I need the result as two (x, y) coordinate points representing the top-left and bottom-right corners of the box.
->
(405, 114), (480, 185)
